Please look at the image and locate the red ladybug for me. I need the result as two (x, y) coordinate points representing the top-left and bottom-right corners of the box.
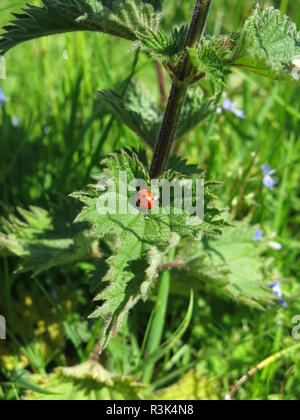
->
(136, 189), (155, 210)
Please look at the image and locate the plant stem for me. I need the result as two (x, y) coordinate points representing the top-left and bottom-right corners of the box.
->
(150, 83), (187, 179)
(149, 0), (213, 179)
(185, 0), (213, 49)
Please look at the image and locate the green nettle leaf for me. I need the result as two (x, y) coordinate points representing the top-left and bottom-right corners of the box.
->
(190, 6), (300, 83)
(98, 83), (216, 147)
(188, 33), (240, 85)
(24, 361), (145, 400)
(209, 223), (275, 307)
(189, 42), (226, 86)
(98, 84), (161, 148)
(0, 0), (161, 55)
(232, 5), (300, 80)
(136, 24), (188, 62)
(0, 206), (94, 275)
(171, 221), (275, 308)
(71, 151), (226, 350)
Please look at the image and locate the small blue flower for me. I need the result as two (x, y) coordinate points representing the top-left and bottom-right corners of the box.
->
(222, 98), (246, 119)
(278, 298), (287, 308)
(269, 282), (287, 308)
(253, 229), (264, 241)
(261, 164), (271, 174)
(222, 98), (234, 111)
(263, 174), (276, 189)
(233, 108), (246, 119)
(0, 87), (5, 105)
(261, 164), (278, 190)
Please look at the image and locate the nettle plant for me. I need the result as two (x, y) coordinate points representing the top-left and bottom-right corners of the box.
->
(1, 0), (300, 354)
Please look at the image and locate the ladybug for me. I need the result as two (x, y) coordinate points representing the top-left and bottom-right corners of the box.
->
(136, 188), (155, 210)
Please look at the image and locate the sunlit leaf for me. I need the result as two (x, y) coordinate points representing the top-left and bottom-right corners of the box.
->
(24, 361), (145, 400)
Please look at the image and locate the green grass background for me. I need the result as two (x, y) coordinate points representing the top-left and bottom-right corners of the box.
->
(0, 0), (300, 400)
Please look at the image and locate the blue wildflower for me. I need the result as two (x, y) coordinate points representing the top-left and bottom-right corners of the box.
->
(263, 175), (276, 189)
(222, 98), (234, 111)
(278, 298), (287, 308)
(222, 98), (246, 119)
(261, 164), (271, 174)
(233, 108), (246, 119)
(269, 282), (287, 308)
(253, 229), (264, 241)
(261, 164), (278, 190)
(0, 87), (5, 105)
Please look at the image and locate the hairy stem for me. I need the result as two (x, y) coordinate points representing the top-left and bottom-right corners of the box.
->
(149, 0), (212, 179)
(185, 0), (213, 50)
(150, 83), (187, 179)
